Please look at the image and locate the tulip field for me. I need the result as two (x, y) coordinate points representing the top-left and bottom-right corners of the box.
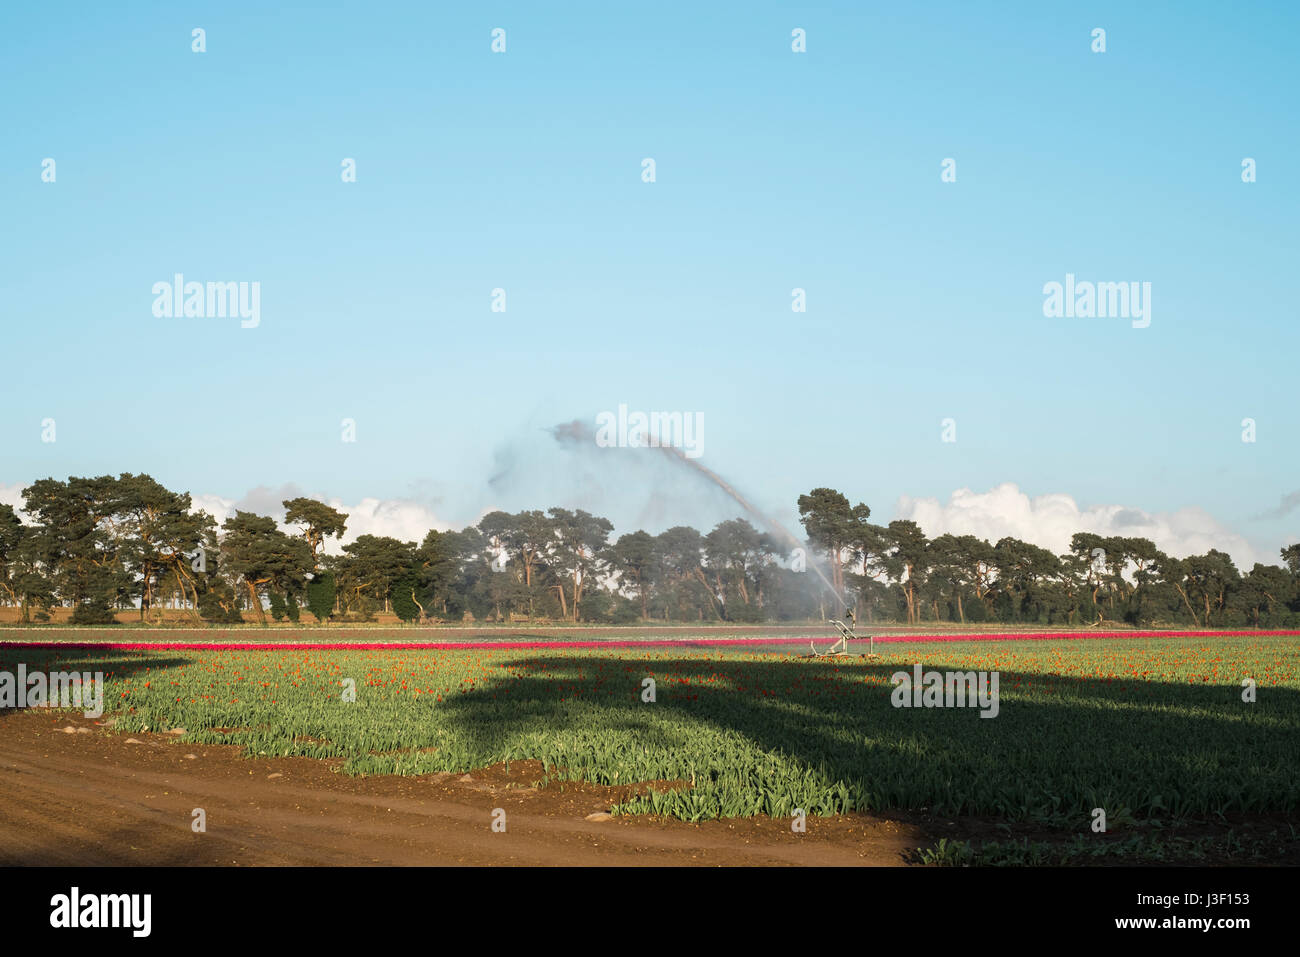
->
(8, 633), (1298, 851)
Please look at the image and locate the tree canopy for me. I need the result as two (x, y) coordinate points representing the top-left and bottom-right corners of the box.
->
(1, 474), (1295, 628)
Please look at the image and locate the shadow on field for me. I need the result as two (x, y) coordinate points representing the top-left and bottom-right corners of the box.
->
(434, 654), (1300, 820)
(0, 827), (210, 868)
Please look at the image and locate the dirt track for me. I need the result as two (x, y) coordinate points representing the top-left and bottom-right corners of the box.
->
(0, 711), (921, 866)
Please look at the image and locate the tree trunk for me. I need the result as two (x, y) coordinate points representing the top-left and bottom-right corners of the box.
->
(693, 567), (723, 619)
(247, 579), (266, 625)
(1174, 583), (1201, 626)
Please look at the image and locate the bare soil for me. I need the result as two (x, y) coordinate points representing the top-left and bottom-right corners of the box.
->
(0, 710), (923, 866)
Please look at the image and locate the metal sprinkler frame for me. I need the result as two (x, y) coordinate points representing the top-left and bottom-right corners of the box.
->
(809, 610), (876, 658)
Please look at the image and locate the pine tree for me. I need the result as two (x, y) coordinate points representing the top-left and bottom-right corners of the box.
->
(306, 572), (336, 625)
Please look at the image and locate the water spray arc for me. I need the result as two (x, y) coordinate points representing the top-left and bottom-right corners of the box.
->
(548, 419), (843, 602)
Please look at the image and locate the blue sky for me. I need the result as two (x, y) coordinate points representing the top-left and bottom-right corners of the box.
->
(2, 1), (1296, 563)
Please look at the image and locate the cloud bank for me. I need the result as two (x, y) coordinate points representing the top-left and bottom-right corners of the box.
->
(1, 477), (1276, 570)
(189, 484), (456, 556)
(0, 483), (24, 516)
(894, 483), (1266, 569)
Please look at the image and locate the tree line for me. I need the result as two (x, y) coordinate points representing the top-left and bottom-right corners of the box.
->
(0, 475), (1296, 628)
(797, 488), (1300, 629)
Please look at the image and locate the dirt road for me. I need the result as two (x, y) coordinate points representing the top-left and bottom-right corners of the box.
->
(0, 711), (921, 866)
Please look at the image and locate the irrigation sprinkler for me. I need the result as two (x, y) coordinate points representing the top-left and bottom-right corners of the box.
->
(809, 610), (876, 658)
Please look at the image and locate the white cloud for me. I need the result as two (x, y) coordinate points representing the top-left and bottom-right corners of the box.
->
(315, 496), (452, 553)
(0, 483), (24, 514)
(189, 493), (237, 527)
(893, 483), (1266, 569)
(190, 488), (452, 554)
(4, 479), (457, 550)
